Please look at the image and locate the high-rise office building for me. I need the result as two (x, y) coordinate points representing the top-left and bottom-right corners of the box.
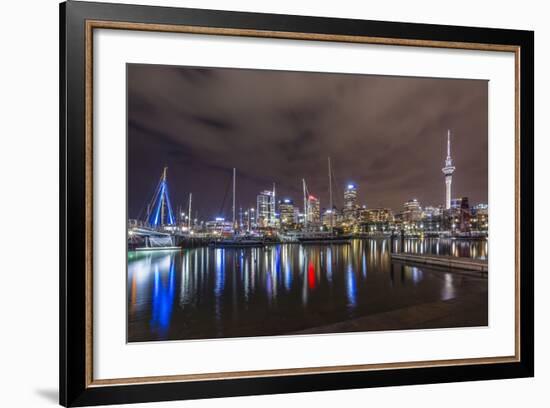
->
(256, 190), (275, 228)
(343, 183), (358, 222)
(307, 195), (320, 224)
(279, 198), (295, 227)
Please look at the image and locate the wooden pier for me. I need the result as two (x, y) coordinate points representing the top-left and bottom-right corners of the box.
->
(391, 253), (487, 273)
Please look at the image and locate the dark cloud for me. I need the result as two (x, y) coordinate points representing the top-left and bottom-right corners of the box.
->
(190, 114), (235, 131)
(127, 64), (488, 220)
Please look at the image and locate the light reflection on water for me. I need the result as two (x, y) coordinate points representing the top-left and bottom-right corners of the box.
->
(395, 238), (488, 259)
(127, 238), (487, 342)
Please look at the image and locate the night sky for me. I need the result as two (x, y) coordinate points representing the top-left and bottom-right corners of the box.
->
(127, 64), (488, 221)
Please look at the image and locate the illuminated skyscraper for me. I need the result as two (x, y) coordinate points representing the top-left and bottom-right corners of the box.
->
(256, 190), (275, 227)
(442, 130), (456, 210)
(343, 183), (358, 222)
(307, 195), (320, 224)
(279, 198), (296, 227)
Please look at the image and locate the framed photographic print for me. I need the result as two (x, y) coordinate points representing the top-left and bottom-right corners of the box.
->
(60, 1), (534, 406)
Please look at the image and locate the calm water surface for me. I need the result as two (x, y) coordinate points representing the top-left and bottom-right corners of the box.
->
(127, 238), (487, 342)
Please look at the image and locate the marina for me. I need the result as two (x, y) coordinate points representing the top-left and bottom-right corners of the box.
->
(126, 126), (489, 342)
(128, 151), (487, 252)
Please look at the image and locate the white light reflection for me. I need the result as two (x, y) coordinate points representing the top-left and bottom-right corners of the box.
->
(410, 266), (423, 285)
(441, 273), (455, 300)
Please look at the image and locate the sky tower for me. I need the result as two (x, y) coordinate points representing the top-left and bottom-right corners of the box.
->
(442, 130), (456, 210)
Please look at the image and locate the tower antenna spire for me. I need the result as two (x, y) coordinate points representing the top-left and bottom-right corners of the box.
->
(303, 178), (308, 229)
(447, 129), (451, 157)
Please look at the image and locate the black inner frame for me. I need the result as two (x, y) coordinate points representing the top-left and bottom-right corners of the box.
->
(60, 1), (534, 406)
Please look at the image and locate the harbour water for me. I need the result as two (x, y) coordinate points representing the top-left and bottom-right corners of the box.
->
(127, 238), (488, 342)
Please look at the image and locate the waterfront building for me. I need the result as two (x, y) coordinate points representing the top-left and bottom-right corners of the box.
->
(343, 183), (358, 223)
(422, 205), (443, 232)
(471, 203), (489, 232)
(457, 197), (471, 232)
(307, 194), (321, 225)
(279, 198), (296, 227)
(357, 205), (368, 223)
(321, 207), (342, 228)
(403, 198), (422, 223)
(448, 197), (471, 232)
(366, 208), (393, 223)
(256, 190), (275, 228)
(360, 208), (394, 233)
(321, 208), (338, 228)
(442, 130), (456, 209)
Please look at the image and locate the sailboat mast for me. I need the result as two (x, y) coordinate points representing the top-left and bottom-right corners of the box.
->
(328, 157), (333, 232)
(232, 168), (236, 231)
(160, 166), (167, 227)
(303, 178), (308, 229)
(272, 182), (276, 226)
(188, 193), (192, 230)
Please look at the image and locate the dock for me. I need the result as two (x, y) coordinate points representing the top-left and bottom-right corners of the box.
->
(298, 238), (351, 245)
(391, 253), (487, 273)
(208, 240), (266, 248)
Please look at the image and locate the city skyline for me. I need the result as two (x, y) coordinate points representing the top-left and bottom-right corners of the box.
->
(128, 64), (488, 221)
